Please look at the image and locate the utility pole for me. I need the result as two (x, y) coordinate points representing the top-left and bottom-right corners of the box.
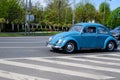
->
(28, 0), (32, 34)
(25, 0), (28, 35)
(25, 0), (32, 35)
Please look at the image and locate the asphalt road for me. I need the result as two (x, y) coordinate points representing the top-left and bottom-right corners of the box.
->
(0, 36), (67, 59)
(0, 36), (119, 59)
(0, 36), (120, 80)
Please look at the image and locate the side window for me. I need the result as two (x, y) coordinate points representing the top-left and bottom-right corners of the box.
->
(98, 27), (108, 34)
(84, 27), (96, 33)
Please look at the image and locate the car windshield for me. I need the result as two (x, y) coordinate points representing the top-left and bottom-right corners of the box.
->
(114, 26), (120, 30)
(69, 25), (83, 32)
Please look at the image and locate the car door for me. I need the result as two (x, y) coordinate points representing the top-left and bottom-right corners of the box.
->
(81, 26), (97, 48)
(97, 26), (109, 48)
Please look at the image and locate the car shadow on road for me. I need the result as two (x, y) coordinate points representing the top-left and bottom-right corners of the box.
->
(50, 49), (120, 55)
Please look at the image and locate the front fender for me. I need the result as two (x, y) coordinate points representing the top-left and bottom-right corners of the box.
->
(103, 36), (118, 49)
(60, 37), (79, 50)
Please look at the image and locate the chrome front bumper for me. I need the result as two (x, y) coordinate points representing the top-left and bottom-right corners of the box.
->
(46, 42), (61, 49)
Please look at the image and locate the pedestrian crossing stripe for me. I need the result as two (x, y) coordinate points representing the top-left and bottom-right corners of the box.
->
(26, 57), (120, 74)
(0, 46), (46, 49)
(85, 55), (120, 61)
(3, 53), (120, 60)
(59, 57), (120, 66)
(1, 54), (120, 80)
(107, 54), (120, 57)
(0, 70), (49, 80)
(0, 59), (114, 80)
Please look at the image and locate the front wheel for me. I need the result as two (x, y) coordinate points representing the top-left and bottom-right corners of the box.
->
(106, 41), (115, 51)
(63, 41), (76, 53)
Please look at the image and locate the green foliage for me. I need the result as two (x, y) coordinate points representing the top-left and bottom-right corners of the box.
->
(0, 0), (120, 31)
(0, 18), (5, 23)
(44, 0), (72, 27)
(0, 0), (22, 23)
(99, 2), (111, 24)
(0, 0), (9, 18)
(75, 2), (96, 23)
(106, 7), (120, 29)
(31, 1), (44, 24)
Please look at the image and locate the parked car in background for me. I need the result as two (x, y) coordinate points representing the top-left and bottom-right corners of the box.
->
(110, 26), (120, 40)
(47, 23), (118, 53)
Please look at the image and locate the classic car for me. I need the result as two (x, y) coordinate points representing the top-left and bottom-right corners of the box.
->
(47, 23), (118, 53)
(110, 26), (120, 40)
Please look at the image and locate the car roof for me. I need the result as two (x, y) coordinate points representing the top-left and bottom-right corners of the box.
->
(114, 26), (120, 30)
(75, 22), (105, 27)
(115, 26), (120, 28)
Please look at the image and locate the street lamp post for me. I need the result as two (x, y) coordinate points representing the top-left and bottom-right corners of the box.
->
(25, 0), (28, 35)
(25, 0), (32, 35)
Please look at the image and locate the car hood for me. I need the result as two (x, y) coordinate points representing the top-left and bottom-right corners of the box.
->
(55, 31), (79, 37)
(51, 31), (79, 43)
(110, 30), (120, 33)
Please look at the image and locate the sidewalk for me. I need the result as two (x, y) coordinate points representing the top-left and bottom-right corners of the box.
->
(0, 31), (60, 36)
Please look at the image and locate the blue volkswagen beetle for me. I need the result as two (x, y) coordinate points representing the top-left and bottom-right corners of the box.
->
(47, 23), (118, 53)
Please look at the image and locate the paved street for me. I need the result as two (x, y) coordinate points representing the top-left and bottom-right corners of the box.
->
(0, 36), (120, 80)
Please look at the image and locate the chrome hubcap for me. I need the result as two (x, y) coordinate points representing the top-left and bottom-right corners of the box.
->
(66, 42), (74, 52)
(108, 42), (114, 50)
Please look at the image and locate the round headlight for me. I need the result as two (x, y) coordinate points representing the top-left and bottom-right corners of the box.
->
(58, 39), (62, 44)
(49, 37), (52, 41)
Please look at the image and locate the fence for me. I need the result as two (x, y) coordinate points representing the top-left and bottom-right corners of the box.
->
(0, 23), (70, 32)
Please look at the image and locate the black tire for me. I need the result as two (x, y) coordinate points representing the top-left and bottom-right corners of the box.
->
(106, 41), (115, 51)
(63, 41), (76, 53)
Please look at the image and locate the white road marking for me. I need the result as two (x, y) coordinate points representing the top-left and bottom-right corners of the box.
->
(0, 47), (46, 48)
(0, 42), (44, 43)
(26, 57), (120, 74)
(64, 57), (120, 66)
(0, 36), (49, 38)
(86, 55), (120, 61)
(0, 59), (113, 80)
(2, 53), (120, 61)
(0, 70), (49, 80)
(107, 54), (120, 57)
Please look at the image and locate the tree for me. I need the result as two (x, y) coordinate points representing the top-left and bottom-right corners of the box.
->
(84, 3), (96, 22)
(31, 1), (44, 24)
(0, 0), (9, 19)
(15, 0), (26, 24)
(75, 2), (84, 22)
(0, 0), (22, 23)
(7, 0), (22, 23)
(44, 0), (72, 27)
(75, 2), (96, 23)
(106, 7), (120, 29)
(99, 2), (111, 25)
